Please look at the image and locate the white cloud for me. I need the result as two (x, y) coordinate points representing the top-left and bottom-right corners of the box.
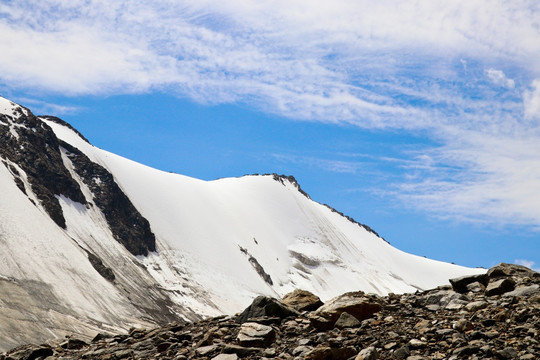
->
(396, 130), (540, 226)
(1, 1), (540, 228)
(524, 79), (540, 119)
(486, 68), (515, 89)
(14, 97), (81, 115)
(272, 154), (365, 174)
(514, 259), (540, 272)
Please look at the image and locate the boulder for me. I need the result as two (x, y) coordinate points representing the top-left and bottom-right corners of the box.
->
(237, 322), (276, 348)
(356, 346), (379, 360)
(504, 284), (539, 297)
(236, 296), (299, 324)
(486, 278), (515, 296)
(282, 289), (323, 311)
(487, 263), (538, 279)
(308, 292), (381, 330)
(449, 273), (488, 293)
(334, 312), (361, 329)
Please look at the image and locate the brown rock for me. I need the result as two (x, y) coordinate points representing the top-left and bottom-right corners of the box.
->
(486, 278), (515, 296)
(309, 292), (381, 330)
(487, 263), (537, 278)
(304, 346), (333, 360)
(282, 289), (323, 311)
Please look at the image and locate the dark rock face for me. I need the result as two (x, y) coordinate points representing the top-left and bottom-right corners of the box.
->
(39, 115), (90, 144)
(239, 246), (273, 286)
(0, 104), (156, 256)
(86, 251), (116, 282)
(450, 273), (489, 293)
(0, 107), (87, 228)
(3, 263), (536, 360)
(236, 296), (299, 324)
(61, 142), (156, 256)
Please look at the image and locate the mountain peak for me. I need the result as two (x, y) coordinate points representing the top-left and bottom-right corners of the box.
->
(0, 96), (485, 351)
(0, 96), (29, 118)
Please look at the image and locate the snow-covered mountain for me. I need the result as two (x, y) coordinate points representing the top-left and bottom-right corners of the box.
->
(0, 96), (484, 350)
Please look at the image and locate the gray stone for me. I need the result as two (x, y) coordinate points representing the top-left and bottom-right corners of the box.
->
(450, 273), (488, 293)
(445, 298), (467, 310)
(408, 339), (427, 349)
(486, 278), (515, 296)
(393, 346), (410, 359)
(212, 354), (239, 360)
(466, 300), (488, 312)
(334, 311), (361, 329)
(196, 344), (219, 356)
(504, 284), (539, 297)
(356, 346), (379, 360)
(237, 322), (276, 348)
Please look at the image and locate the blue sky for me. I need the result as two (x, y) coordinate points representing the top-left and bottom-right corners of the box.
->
(1, 1), (539, 270)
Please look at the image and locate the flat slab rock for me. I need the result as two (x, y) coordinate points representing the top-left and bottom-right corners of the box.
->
(486, 278), (515, 296)
(309, 292), (382, 330)
(237, 322), (276, 348)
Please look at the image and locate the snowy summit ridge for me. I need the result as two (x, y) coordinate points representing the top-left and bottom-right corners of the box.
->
(0, 96), (484, 350)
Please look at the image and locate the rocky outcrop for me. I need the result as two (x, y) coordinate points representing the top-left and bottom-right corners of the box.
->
(239, 246), (273, 286)
(0, 105), (87, 228)
(61, 141), (156, 256)
(236, 296), (299, 324)
(0, 104), (156, 256)
(4, 263), (535, 359)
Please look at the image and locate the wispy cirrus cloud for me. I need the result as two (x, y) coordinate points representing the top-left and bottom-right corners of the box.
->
(485, 69), (515, 89)
(1, 1), (540, 228)
(514, 259), (540, 272)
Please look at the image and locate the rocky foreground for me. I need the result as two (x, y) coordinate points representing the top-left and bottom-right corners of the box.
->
(2, 263), (539, 360)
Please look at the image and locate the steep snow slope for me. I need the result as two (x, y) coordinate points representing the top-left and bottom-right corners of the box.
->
(43, 114), (485, 313)
(0, 98), (189, 350)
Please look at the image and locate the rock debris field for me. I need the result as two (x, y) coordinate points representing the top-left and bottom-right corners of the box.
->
(2, 263), (538, 360)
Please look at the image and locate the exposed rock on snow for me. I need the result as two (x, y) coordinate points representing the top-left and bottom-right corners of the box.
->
(60, 141), (156, 256)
